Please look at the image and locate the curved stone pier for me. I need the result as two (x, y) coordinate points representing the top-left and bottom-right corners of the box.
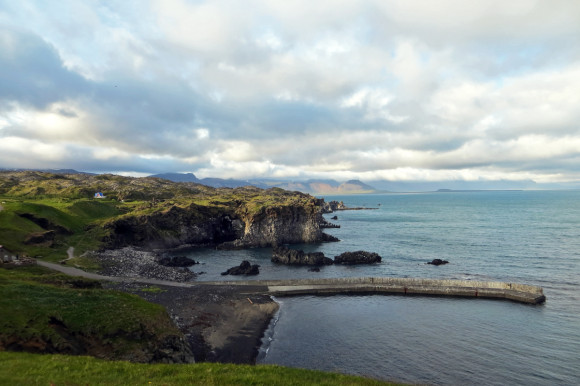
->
(203, 277), (546, 305)
(34, 261), (546, 305)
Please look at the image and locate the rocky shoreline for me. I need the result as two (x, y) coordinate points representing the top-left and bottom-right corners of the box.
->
(104, 280), (278, 364)
(88, 247), (197, 282)
(88, 246), (278, 364)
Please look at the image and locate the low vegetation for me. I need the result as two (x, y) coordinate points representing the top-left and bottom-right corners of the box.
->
(0, 351), (400, 385)
(0, 171), (317, 263)
(0, 265), (187, 362)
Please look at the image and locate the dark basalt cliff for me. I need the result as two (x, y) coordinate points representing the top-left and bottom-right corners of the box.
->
(0, 171), (338, 253)
(220, 202), (328, 249)
(102, 204), (244, 249)
(101, 194), (334, 250)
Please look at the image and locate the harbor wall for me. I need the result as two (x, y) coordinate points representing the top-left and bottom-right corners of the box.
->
(202, 277), (546, 304)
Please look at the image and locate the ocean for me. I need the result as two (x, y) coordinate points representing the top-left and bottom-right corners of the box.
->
(182, 191), (580, 385)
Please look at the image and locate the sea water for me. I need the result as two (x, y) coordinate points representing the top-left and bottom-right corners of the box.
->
(181, 191), (580, 385)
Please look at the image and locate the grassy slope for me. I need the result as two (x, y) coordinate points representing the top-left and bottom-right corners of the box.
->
(0, 266), (183, 360)
(0, 352), (400, 386)
(0, 197), (121, 261)
(0, 172), (316, 262)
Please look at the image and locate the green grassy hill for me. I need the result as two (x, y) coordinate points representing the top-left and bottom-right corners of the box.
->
(0, 351), (401, 385)
(0, 171), (318, 262)
(0, 265), (192, 363)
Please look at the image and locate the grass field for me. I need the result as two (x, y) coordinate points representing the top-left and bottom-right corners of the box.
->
(0, 351), (401, 386)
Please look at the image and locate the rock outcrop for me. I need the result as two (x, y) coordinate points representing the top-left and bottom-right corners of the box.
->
(222, 202), (331, 249)
(221, 260), (260, 276)
(427, 258), (449, 266)
(321, 200), (347, 213)
(103, 196), (338, 250)
(157, 255), (198, 267)
(103, 204), (244, 249)
(334, 251), (382, 264)
(271, 246), (334, 266)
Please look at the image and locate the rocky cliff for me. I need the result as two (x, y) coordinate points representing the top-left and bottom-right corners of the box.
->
(0, 171), (337, 253)
(102, 191), (335, 250)
(220, 201), (328, 249)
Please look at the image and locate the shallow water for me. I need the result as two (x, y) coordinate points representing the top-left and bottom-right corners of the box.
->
(180, 191), (580, 385)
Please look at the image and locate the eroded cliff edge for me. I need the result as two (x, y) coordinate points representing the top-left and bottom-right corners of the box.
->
(0, 171), (337, 254)
(102, 191), (336, 250)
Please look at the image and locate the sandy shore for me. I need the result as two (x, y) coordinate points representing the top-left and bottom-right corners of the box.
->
(103, 280), (278, 364)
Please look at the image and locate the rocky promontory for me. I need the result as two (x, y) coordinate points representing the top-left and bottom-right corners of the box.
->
(221, 260), (260, 276)
(271, 246), (334, 266)
(0, 172), (340, 255)
(334, 251), (382, 264)
(272, 247), (381, 266)
(100, 187), (338, 251)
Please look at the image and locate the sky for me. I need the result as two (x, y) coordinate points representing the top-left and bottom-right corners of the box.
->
(1, 1), (580, 186)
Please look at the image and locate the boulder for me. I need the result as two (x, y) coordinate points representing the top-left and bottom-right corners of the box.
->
(272, 246), (334, 266)
(321, 233), (340, 242)
(158, 255), (198, 267)
(427, 258), (449, 266)
(334, 251), (381, 265)
(221, 260), (260, 276)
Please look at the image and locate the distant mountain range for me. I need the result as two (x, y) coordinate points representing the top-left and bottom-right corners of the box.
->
(149, 173), (378, 194)
(6, 168), (576, 192)
(269, 179), (377, 195)
(149, 173), (270, 189)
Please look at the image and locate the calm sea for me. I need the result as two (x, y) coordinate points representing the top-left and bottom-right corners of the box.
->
(182, 191), (580, 385)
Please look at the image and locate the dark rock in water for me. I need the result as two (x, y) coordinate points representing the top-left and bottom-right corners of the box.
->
(308, 267), (321, 272)
(272, 246), (334, 266)
(331, 215), (338, 220)
(158, 255), (198, 267)
(221, 260), (260, 276)
(334, 251), (382, 264)
(321, 233), (340, 242)
(427, 258), (449, 266)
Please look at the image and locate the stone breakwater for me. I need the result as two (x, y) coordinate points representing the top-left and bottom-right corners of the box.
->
(201, 277), (546, 305)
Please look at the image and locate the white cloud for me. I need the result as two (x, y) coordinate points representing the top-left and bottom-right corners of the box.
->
(1, 1), (579, 186)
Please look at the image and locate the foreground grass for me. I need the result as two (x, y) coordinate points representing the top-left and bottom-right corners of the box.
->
(0, 352), (400, 386)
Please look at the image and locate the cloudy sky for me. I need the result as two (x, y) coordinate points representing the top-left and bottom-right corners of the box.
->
(1, 1), (580, 185)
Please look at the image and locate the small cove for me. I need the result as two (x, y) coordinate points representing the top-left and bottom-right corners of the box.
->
(179, 191), (580, 385)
